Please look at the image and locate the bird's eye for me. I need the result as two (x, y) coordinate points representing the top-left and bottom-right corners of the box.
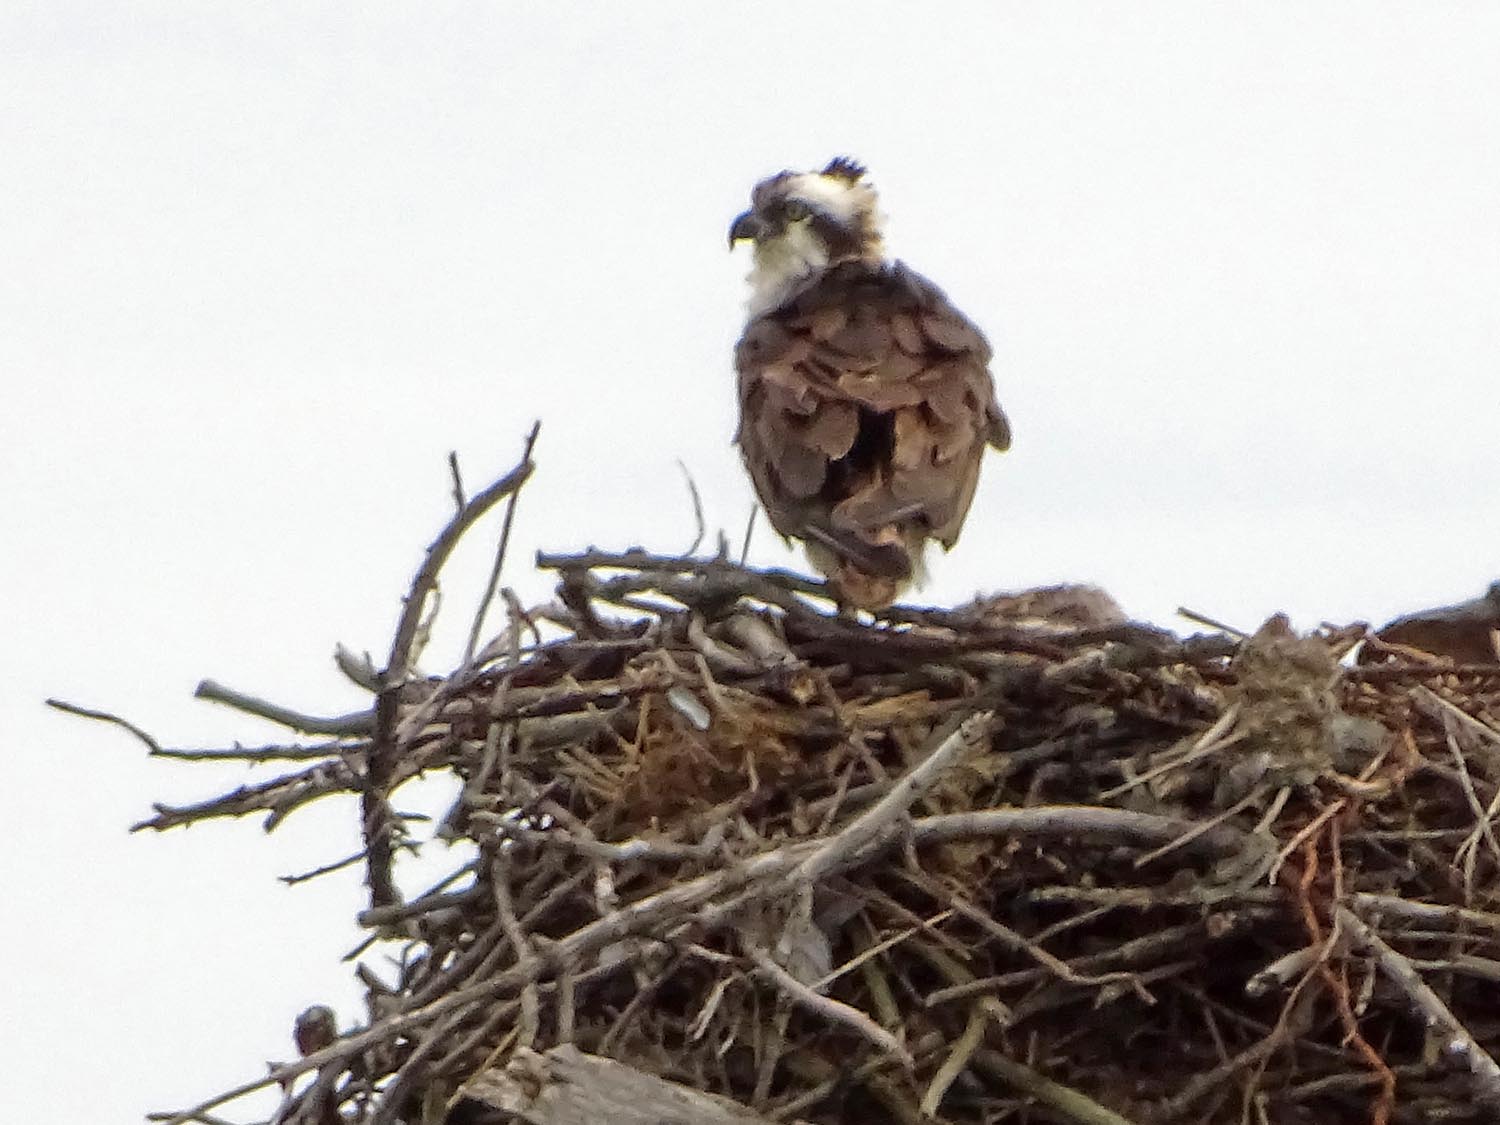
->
(783, 199), (811, 221)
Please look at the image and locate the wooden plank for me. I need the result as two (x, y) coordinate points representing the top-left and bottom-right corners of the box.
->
(456, 1045), (780, 1125)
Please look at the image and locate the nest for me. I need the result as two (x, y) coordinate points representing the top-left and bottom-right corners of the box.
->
(62, 458), (1500, 1125)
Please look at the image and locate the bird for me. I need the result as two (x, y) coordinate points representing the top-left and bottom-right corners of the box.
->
(1362, 581), (1500, 664)
(292, 1004), (338, 1057)
(729, 157), (1010, 611)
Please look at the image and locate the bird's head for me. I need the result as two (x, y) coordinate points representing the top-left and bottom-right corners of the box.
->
(730, 157), (885, 314)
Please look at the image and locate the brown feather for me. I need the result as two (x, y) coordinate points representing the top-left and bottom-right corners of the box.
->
(802, 306), (848, 342)
(890, 407), (931, 471)
(826, 309), (892, 358)
(801, 401), (860, 459)
(888, 311), (924, 354)
(920, 309), (983, 352)
(735, 260), (1008, 608)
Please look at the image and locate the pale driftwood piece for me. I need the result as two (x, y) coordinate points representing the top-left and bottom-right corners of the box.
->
(687, 612), (760, 675)
(458, 1044), (779, 1125)
(1244, 945), (1322, 997)
(722, 612), (798, 665)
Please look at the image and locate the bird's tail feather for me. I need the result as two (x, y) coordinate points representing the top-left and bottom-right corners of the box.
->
(802, 524), (913, 580)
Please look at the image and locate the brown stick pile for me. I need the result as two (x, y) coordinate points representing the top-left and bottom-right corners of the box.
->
(58, 456), (1500, 1125)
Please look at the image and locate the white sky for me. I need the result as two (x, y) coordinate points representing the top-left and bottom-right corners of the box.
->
(5, 3), (1498, 1119)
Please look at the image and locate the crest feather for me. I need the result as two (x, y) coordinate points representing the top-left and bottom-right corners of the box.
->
(821, 156), (867, 183)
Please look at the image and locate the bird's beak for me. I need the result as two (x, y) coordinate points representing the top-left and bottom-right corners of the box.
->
(728, 210), (763, 248)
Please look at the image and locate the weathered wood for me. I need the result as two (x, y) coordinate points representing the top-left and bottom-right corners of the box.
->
(93, 536), (1500, 1125)
(457, 1045), (778, 1125)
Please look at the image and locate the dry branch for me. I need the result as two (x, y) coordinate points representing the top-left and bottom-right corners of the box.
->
(365, 434), (537, 909)
(459, 1044), (779, 1124)
(59, 478), (1500, 1125)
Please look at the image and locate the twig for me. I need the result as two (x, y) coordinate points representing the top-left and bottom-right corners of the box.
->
(46, 698), (163, 752)
(740, 504), (758, 566)
(192, 680), (374, 735)
(356, 876), (479, 930)
(1176, 606), (1248, 639)
(911, 806), (1255, 863)
(281, 848), (372, 886)
(973, 1049), (1141, 1125)
(907, 871), (1142, 991)
(812, 910), (953, 992)
(492, 850), (541, 1051)
(746, 941), (911, 1066)
(1414, 684), (1500, 753)
(333, 642), (381, 692)
(598, 952), (686, 1056)
(131, 758), (362, 833)
(1336, 904), (1500, 1104)
(1160, 1029), (1284, 1117)
(464, 421), (541, 664)
(1351, 892), (1500, 934)
(1445, 723), (1500, 903)
(382, 436), (538, 684)
(920, 1003), (987, 1115)
(152, 739), (365, 763)
(795, 712), (993, 882)
(1408, 954), (1500, 983)
(1245, 946), (1321, 997)
(535, 549), (838, 620)
(924, 920), (1230, 1006)
(1267, 799), (1347, 886)
(676, 458), (707, 556)
(365, 443), (538, 909)
(447, 450), (467, 512)
(481, 818), (720, 865)
(1098, 702), (1243, 800)
(1131, 788), (1261, 868)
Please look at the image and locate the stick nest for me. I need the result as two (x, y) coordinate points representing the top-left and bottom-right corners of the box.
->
(77, 490), (1500, 1125)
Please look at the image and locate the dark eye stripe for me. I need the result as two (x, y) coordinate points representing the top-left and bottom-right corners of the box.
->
(807, 210), (862, 256)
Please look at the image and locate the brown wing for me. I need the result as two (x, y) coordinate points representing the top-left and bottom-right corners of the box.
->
(1362, 583), (1500, 664)
(734, 260), (1008, 570)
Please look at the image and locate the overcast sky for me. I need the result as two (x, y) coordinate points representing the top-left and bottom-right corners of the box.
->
(5, 3), (1499, 1119)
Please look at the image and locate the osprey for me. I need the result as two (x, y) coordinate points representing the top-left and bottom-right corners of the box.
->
(729, 158), (1010, 610)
